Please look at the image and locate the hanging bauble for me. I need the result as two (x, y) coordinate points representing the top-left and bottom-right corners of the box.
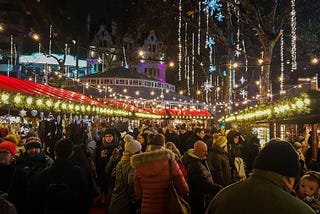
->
(31, 109), (38, 117)
(57, 115), (61, 124)
(19, 109), (27, 117)
(40, 112), (44, 120)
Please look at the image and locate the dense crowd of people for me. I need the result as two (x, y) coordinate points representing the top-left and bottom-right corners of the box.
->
(0, 121), (320, 214)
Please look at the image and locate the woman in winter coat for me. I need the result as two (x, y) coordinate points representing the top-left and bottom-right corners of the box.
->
(207, 134), (232, 186)
(109, 136), (142, 214)
(130, 134), (189, 214)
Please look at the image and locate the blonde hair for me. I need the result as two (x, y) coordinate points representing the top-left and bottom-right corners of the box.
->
(165, 142), (182, 161)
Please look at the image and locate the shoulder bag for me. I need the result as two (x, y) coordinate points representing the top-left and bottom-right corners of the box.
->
(168, 159), (191, 214)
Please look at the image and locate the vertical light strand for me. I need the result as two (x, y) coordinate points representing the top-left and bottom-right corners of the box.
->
(198, 1), (201, 55)
(178, 0), (182, 81)
(14, 44), (17, 65)
(206, 7), (209, 48)
(242, 38), (248, 102)
(235, 0), (240, 58)
(49, 25), (53, 55)
(192, 33), (195, 85)
(187, 55), (190, 96)
(291, 0), (297, 72)
(184, 22), (188, 80)
(280, 30), (285, 95)
(10, 35), (13, 71)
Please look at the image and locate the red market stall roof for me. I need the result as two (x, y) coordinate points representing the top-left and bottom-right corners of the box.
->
(104, 99), (144, 112)
(167, 108), (213, 117)
(0, 74), (102, 106)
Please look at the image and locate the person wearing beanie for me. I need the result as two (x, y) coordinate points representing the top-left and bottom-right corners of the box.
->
(109, 138), (141, 214)
(0, 141), (29, 214)
(207, 135), (232, 186)
(29, 138), (88, 214)
(95, 127), (120, 206)
(16, 137), (53, 179)
(206, 139), (315, 214)
(130, 134), (189, 214)
(182, 140), (222, 214)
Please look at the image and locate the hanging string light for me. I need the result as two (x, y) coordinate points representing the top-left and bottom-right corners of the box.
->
(178, 0), (182, 81)
(291, 0), (297, 72)
(184, 22), (188, 80)
(192, 33), (195, 85)
(198, 1), (201, 56)
(280, 30), (285, 95)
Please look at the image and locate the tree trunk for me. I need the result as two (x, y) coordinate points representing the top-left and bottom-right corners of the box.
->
(260, 45), (273, 103)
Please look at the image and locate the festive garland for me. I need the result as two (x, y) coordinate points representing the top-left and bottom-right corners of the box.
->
(219, 92), (315, 123)
(0, 91), (132, 117)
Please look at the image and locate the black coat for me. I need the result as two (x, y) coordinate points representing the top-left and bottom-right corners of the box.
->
(182, 150), (222, 214)
(29, 158), (89, 214)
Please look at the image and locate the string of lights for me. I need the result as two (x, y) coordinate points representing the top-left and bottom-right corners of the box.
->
(178, 0), (182, 81)
(291, 0), (297, 72)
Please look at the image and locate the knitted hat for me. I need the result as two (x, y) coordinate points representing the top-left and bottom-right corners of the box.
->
(25, 137), (42, 150)
(253, 140), (300, 177)
(3, 134), (19, 145)
(0, 141), (17, 156)
(124, 139), (142, 154)
(213, 134), (227, 148)
(55, 139), (74, 159)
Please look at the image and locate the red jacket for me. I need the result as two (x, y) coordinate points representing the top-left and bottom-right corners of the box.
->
(131, 148), (189, 214)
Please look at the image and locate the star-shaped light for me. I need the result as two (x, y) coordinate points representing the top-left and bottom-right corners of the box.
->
(234, 49), (241, 57)
(239, 76), (246, 84)
(215, 12), (224, 22)
(239, 89), (248, 99)
(203, 0), (223, 16)
(203, 80), (213, 92)
(207, 37), (215, 48)
(209, 65), (217, 73)
(19, 109), (27, 117)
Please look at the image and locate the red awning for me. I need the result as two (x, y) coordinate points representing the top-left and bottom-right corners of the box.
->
(0, 74), (102, 106)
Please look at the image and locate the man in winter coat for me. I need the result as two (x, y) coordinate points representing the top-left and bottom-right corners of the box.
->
(29, 138), (89, 214)
(182, 140), (222, 214)
(206, 139), (316, 214)
(16, 137), (53, 179)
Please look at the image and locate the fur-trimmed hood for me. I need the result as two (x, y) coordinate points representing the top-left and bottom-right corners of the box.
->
(130, 148), (175, 169)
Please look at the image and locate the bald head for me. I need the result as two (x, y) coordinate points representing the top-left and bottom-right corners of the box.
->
(194, 140), (208, 159)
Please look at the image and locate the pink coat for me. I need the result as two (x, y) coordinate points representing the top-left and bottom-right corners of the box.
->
(131, 149), (189, 214)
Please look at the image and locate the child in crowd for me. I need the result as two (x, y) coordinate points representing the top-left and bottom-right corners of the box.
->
(296, 171), (320, 213)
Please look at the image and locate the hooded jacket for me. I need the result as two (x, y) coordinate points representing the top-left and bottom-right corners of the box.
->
(131, 148), (189, 214)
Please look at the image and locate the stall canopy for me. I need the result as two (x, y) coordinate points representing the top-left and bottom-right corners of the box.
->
(0, 75), (214, 119)
(0, 74), (102, 105)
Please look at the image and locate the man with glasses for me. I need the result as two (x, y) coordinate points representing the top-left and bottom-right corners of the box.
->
(0, 141), (28, 213)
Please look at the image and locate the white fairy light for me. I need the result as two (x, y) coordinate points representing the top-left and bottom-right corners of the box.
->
(184, 22), (188, 80)
(178, 0), (182, 81)
(291, 0), (297, 72)
(280, 30), (285, 95)
(198, 1), (201, 55)
(192, 33), (195, 85)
